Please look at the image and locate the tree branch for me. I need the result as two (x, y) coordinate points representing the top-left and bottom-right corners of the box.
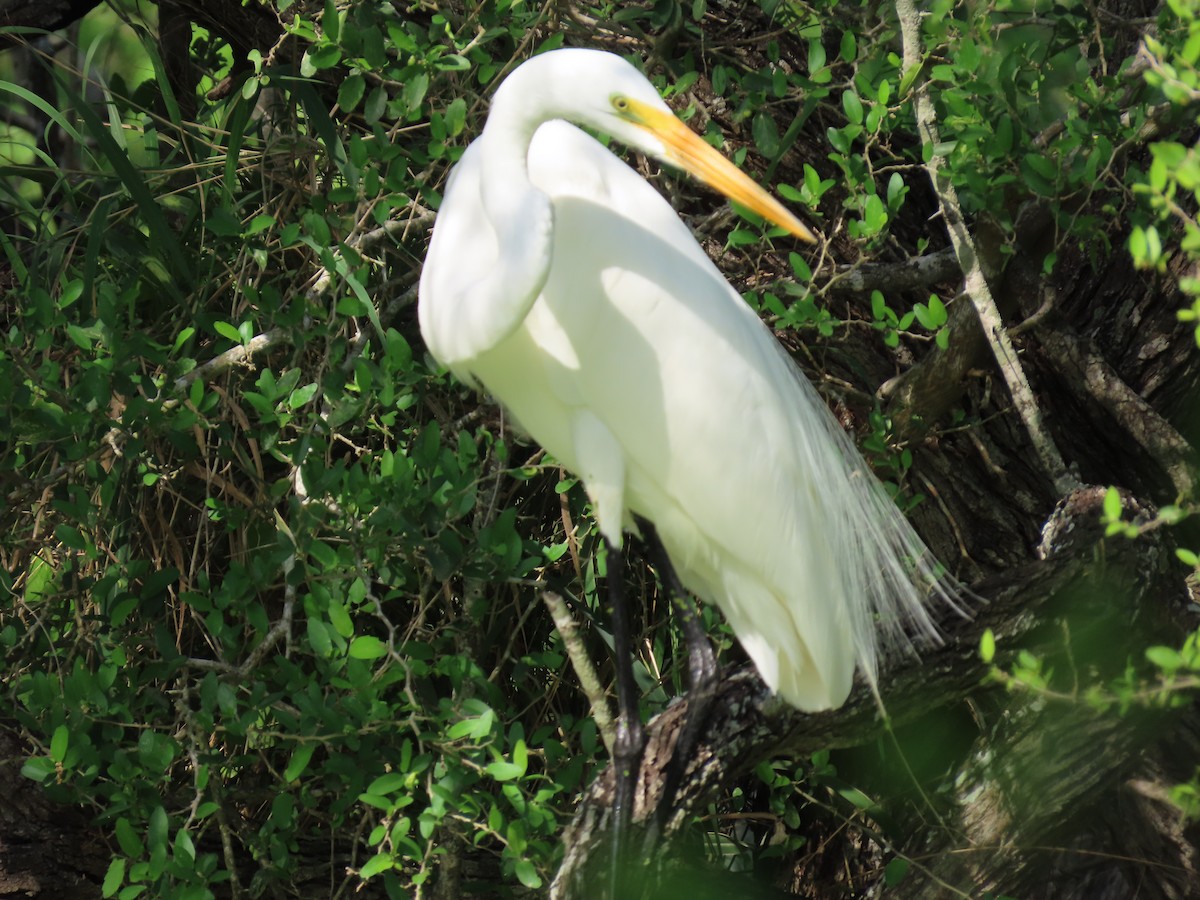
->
(827, 246), (960, 295)
(550, 487), (1187, 897)
(894, 0), (1076, 496)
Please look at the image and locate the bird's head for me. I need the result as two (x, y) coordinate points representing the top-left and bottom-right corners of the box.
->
(495, 48), (816, 243)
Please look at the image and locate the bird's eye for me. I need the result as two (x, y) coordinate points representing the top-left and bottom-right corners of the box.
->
(612, 96), (630, 113)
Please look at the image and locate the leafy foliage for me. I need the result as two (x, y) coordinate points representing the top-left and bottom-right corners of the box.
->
(2, 0), (1199, 897)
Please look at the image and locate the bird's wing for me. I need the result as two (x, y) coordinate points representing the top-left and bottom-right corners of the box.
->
(530, 122), (867, 708)
(462, 121), (941, 710)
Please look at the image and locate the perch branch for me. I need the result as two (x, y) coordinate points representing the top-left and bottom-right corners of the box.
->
(550, 487), (1183, 897)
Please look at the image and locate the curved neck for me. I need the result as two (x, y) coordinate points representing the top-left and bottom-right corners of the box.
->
(451, 78), (554, 354)
(478, 82), (544, 223)
(421, 59), (578, 366)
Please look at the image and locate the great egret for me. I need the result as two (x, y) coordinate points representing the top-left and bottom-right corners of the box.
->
(418, 46), (956, 855)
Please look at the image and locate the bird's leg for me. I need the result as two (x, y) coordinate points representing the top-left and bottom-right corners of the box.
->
(638, 521), (718, 839)
(607, 538), (645, 899)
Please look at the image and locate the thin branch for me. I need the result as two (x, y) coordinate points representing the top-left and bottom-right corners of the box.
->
(1039, 326), (1198, 498)
(895, 0), (1077, 497)
(544, 591), (617, 756)
(827, 245), (960, 294)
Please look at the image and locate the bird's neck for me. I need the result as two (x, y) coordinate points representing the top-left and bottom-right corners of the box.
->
(479, 91), (533, 200)
(478, 83), (552, 226)
(469, 85), (555, 334)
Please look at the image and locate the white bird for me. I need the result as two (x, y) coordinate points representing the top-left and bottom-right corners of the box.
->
(419, 48), (952, 718)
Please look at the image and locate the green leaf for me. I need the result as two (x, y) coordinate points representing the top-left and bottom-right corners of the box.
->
(404, 70), (430, 113)
(789, 251), (812, 281)
(1102, 486), (1123, 522)
(206, 206), (242, 237)
(368, 773), (410, 795)
(358, 792), (391, 811)
(307, 617), (334, 656)
(214, 321), (243, 344)
(20, 756), (55, 783)
(884, 857), (911, 886)
(364, 85), (388, 123)
(826, 125), (850, 154)
(358, 853), (395, 878)
(115, 817), (145, 858)
(486, 760), (524, 781)
(338, 74), (366, 112)
(726, 227), (759, 247)
(65, 323), (93, 350)
(837, 786), (875, 810)
(512, 738), (528, 775)
(321, 0), (341, 39)
(1146, 645), (1183, 671)
(58, 278), (84, 309)
(808, 39), (826, 75)
(50, 725), (69, 763)
(861, 193), (887, 234)
(173, 828), (195, 865)
(1158, 504), (1187, 525)
(148, 806), (168, 852)
(514, 859), (542, 889)
(102, 857), (126, 898)
(927, 295), (947, 327)
(288, 383), (319, 409)
(886, 172), (906, 209)
(870, 290), (888, 321)
(349, 635), (387, 659)
(172, 326), (195, 354)
(303, 44), (343, 76)
(447, 706), (495, 741)
(445, 97), (467, 137)
(54, 524), (87, 551)
(980, 628), (996, 664)
(284, 743), (317, 782)
(328, 599), (354, 638)
(752, 112), (780, 157)
(842, 90), (864, 125)
(839, 30), (857, 62)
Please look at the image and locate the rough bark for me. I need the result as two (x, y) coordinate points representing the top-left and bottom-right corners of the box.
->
(0, 0), (100, 36)
(550, 488), (1195, 898)
(0, 726), (107, 898)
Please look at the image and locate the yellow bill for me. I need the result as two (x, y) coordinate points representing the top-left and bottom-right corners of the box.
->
(628, 99), (817, 243)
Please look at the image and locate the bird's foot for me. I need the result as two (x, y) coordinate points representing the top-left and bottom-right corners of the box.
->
(611, 713), (647, 899)
(646, 657), (718, 848)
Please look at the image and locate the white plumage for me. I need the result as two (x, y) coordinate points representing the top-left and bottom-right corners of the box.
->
(419, 48), (952, 711)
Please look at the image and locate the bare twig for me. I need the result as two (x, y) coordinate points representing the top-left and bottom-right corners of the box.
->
(895, 0), (1078, 497)
(827, 245), (960, 294)
(543, 591), (616, 755)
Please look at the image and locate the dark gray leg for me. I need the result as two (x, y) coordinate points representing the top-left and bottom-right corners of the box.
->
(607, 539), (645, 898)
(638, 520), (718, 837)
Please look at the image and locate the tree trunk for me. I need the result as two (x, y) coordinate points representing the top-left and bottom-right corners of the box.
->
(0, 727), (107, 898)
